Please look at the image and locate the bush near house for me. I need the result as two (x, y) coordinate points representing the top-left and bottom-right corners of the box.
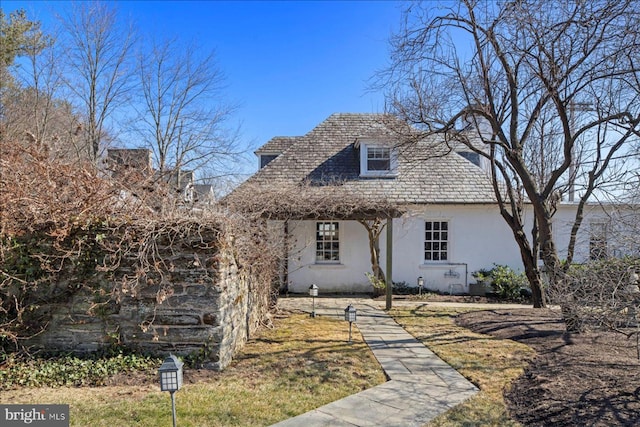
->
(472, 265), (530, 302)
(489, 264), (529, 301)
(390, 267), (530, 302)
(391, 281), (413, 295)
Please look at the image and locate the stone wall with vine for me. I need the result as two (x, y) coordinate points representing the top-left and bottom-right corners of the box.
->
(1, 217), (276, 370)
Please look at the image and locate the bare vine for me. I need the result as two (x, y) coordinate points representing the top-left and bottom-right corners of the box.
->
(0, 140), (277, 353)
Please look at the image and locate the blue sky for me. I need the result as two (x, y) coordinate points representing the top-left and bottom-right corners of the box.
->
(4, 1), (405, 173)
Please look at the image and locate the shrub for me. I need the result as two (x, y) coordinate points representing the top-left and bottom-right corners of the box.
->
(391, 281), (415, 295)
(365, 272), (386, 290)
(489, 264), (528, 301)
(547, 257), (640, 332)
(471, 268), (492, 283)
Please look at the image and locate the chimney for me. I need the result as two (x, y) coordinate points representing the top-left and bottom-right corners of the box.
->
(107, 149), (153, 178)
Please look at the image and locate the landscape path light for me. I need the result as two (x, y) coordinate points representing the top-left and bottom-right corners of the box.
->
(309, 284), (318, 317)
(159, 354), (184, 427)
(417, 276), (424, 295)
(344, 304), (357, 343)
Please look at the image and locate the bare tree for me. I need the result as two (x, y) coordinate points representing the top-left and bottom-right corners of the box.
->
(1, 9), (86, 163)
(3, 26), (88, 162)
(1, 87), (84, 158)
(380, 0), (640, 312)
(15, 24), (57, 143)
(133, 37), (242, 178)
(58, 1), (136, 165)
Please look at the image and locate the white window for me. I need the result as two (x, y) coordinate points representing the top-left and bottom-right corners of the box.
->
(316, 222), (340, 262)
(367, 147), (391, 171)
(359, 143), (397, 177)
(589, 222), (607, 260)
(425, 221), (448, 261)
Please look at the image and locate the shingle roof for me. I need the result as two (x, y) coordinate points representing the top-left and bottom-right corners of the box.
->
(237, 113), (497, 207)
(254, 136), (300, 154)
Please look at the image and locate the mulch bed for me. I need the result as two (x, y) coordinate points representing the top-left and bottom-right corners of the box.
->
(457, 309), (640, 426)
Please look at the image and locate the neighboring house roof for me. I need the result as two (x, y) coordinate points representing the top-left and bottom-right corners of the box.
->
(193, 184), (215, 204)
(237, 113), (497, 209)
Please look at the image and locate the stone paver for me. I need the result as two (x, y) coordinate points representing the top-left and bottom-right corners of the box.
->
(270, 297), (483, 427)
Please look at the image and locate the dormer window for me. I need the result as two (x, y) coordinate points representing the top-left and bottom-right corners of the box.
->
(367, 147), (391, 171)
(358, 141), (397, 177)
(457, 151), (481, 167)
(259, 154), (278, 169)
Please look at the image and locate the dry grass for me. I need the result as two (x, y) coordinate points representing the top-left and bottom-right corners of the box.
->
(1, 304), (536, 426)
(0, 312), (385, 427)
(388, 305), (535, 427)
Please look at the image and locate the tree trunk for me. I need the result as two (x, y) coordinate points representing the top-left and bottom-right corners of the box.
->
(496, 199), (546, 308)
(358, 219), (386, 296)
(536, 202), (582, 329)
(522, 255), (545, 308)
(541, 249), (583, 332)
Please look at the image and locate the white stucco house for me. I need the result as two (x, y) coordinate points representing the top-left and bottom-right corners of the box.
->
(229, 113), (638, 294)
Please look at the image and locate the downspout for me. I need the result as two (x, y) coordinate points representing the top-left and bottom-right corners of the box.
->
(386, 216), (393, 310)
(282, 220), (289, 293)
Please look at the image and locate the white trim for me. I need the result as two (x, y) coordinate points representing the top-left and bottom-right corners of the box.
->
(309, 263), (347, 269)
(418, 263), (460, 270)
(358, 141), (398, 178)
(424, 219), (450, 262)
(315, 221), (340, 263)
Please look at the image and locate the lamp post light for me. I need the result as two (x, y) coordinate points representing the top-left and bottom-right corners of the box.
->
(417, 276), (424, 295)
(309, 284), (318, 317)
(159, 354), (184, 427)
(344, 304), (357, 343)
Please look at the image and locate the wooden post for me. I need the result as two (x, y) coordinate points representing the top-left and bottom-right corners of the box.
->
(386, 217), (393, 310)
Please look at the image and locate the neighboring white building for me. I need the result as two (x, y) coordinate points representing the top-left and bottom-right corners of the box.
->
(233, 114), (639, 294)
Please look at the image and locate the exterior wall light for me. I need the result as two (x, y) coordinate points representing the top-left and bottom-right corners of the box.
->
(344, 304), (357, 343)
(309, 284), (318, 317)
(159, 354), (184, 427)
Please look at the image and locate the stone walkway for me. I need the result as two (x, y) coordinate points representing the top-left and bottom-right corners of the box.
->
(271, 296), (481, 427)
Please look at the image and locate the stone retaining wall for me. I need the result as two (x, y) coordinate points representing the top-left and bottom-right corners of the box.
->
(25, 226), (271, 370)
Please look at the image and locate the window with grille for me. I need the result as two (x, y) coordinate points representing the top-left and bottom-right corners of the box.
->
(366, 147), (391, 171)
(316, 222), (340, 262)
(359, 143), (397, 177)
(425, 221), (448, 261)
